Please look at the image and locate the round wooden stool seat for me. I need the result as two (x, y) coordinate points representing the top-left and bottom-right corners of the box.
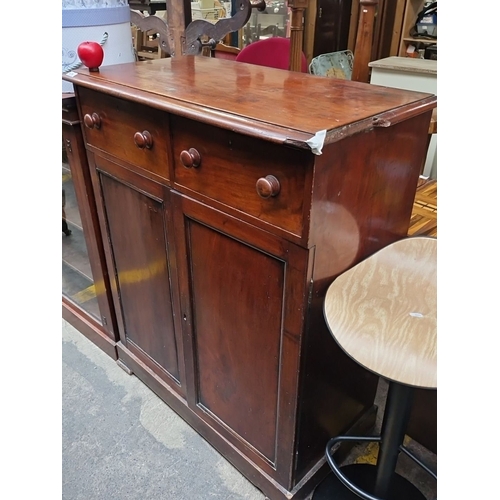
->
(313, 236), (437, 500)
(324, 236), (437, 389)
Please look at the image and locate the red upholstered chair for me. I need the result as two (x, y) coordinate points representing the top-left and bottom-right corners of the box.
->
(235, 37), (308, 73)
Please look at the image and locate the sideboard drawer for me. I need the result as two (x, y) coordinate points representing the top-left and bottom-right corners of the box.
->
(78, 87), (170, 180)
(171, 116), (311, 237)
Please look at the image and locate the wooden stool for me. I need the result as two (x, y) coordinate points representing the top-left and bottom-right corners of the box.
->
(313, 237), (437, 499)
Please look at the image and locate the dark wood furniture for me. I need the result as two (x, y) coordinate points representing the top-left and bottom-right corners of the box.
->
(306, 0), (354, 60)
(63, 57), (436, 500)
(62, 94), (118, 359)
(351, 0), (379, 83)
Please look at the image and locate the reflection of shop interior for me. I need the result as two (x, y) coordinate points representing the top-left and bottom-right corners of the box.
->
(62, 159), (100, 321)
(242, 1), (288, 45)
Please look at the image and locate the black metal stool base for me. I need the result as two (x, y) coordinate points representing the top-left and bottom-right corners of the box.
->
(313, 464), (426, 500)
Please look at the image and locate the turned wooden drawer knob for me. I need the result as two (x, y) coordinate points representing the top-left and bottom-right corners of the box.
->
(83, 112), (101, 129)
(256, 175), (280, 198)
(180, 148), (201, 168)
(134, 130), (153, 149)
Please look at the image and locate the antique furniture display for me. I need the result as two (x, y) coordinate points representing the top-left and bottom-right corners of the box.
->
(313, 236), (437, 499)
(130, 0), (308, 72)
(63, 56), (436, 500)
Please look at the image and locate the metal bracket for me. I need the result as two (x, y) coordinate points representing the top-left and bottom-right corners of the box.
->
(184, 0), (265, 55)
(130, 10), (174, 56)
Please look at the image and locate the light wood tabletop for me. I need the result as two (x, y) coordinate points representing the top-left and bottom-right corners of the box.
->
(324, 237), (437, 389)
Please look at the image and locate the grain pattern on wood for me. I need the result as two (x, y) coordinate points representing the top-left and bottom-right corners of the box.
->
(352, 0), (379, 83)
(324, 237), (437, 389)
(64, 57), (436, 148)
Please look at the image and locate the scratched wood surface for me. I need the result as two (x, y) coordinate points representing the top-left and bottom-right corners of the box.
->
(408, 178), (437, 237)
(324, 236), (437, 389)
(64, 57), (436, 148)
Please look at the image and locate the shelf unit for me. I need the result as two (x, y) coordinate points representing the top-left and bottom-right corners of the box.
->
(398, 0), (437, 57)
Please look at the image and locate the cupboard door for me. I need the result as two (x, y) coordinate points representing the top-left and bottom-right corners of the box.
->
(90, 155), (184, 393)
(172, 192), (310, 486)
(313, 0), (353, 57)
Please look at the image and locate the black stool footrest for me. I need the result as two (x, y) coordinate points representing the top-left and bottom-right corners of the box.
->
(312, 435), (427, 500)
(399, 444), (437, 481)
(313, 463), (426, 500)
(325, 435), (382, 500)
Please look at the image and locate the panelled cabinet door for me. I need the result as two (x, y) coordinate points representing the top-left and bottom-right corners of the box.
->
(88, 153), (185, 397)
(172, 192), (310, 488)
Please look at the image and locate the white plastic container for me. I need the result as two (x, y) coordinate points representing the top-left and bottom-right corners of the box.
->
(62, 1), (135, 92)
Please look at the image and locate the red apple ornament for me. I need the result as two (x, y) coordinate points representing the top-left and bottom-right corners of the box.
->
(77, 41), (104, 72)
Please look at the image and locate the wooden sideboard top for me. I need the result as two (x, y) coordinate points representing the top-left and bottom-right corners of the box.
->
(64, 56), (436, 149)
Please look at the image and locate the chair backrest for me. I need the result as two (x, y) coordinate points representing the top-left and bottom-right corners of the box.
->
(211, 42), (241, 61)
(309, 50), (354, 80)
(235, 37), (308, 73)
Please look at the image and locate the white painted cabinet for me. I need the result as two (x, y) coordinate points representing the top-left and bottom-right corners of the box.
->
(369, 57), (437, 179)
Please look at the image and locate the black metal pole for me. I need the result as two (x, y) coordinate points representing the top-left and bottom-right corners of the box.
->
(374, 381), (414, 498)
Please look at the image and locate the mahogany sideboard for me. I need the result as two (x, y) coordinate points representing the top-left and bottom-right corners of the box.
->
(63, 57), (436, 500)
